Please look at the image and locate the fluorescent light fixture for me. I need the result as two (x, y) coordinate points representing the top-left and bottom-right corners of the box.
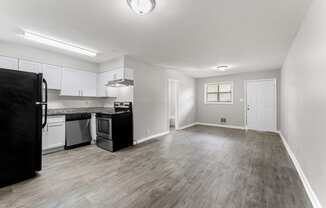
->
(127, 0), (156, 15)
(23, 31), (97, 57)
(216, 65), (229, 71)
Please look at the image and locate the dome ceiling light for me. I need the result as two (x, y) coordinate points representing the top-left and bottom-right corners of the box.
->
(216, 65), (229, 71)
(127, 0), (156, 15)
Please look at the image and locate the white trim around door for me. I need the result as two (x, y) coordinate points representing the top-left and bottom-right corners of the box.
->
(168, 79), (179, 130)
(244, 78), (277, 132)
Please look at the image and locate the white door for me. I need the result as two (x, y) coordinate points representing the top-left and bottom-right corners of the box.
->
(246, 79), (276, 132)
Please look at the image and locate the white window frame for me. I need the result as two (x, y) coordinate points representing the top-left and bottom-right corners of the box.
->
(204, 81), (234, 104)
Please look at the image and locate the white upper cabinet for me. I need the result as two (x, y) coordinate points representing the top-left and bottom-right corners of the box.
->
(61, 68), (96, 97)
(97, 71), (112, 97)
(0, 55), (18, 70)
(19, 60), (42, 73)
(42, 64), (62, 90)
(79, 71), (96, 97)
(61, 68), (80, 96)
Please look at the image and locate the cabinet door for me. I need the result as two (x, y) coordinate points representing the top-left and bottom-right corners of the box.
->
(46, 122), (65, 149)
(19, 60), (42, 73)
(97, 71), (112, 97)
(42, 128), (47, 150)
(0, 55), (18, 70)
(96, 72), (105, 97)
(80, 71), (96, 97)
(61, 68), (80, 96)
(42, 64), (62, 90)
(90, 113), (97, 141)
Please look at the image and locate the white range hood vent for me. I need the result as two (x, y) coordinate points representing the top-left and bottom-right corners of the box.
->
(103, 67), (134, 88)
(106, 79), (134, 87)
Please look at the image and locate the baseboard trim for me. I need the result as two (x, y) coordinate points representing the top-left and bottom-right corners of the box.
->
(42, 146), (64, 155)
(177, 123), (196, 130)
(278, 131), (322, 208)
(134, 131), (170, 145)
(195, 122), (245, 130)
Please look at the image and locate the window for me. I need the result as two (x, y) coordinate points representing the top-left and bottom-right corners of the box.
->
(205, 82), (233, 104)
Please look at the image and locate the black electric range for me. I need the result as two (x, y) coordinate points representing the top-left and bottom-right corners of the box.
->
(96, 102), (133, 152)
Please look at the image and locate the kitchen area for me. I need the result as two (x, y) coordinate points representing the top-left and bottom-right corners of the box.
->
(40, 63), (134, 154)
(0, 53), (134, 154)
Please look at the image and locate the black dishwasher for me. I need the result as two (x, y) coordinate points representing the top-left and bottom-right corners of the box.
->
(65, 113), (92, 149)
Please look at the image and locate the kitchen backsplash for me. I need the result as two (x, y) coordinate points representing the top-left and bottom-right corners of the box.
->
(48, 90), (116, 109)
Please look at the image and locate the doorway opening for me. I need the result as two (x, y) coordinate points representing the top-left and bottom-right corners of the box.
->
(168, 79), (178, 131)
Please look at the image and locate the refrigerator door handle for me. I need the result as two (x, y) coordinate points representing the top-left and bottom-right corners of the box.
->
(42, 78), (48, 128)
(42, 103), (48, 128)
(42, 78), (48, 103)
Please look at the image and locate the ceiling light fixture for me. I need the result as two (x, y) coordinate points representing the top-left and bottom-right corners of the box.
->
(127, 0), (156, 15)
(22, 31), (97, 57)
(216, 65), (229, 71)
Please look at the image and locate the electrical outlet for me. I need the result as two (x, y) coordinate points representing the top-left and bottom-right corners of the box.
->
(220, 118), (227, 123)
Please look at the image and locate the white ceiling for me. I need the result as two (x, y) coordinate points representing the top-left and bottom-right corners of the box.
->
(0, 0), (311, 77)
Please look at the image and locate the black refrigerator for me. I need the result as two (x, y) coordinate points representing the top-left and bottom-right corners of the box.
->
(0, 68), (47, 187)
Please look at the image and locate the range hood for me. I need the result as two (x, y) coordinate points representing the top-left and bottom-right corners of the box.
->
(106, 79), (134, 87)
(103, 67), (134, 87)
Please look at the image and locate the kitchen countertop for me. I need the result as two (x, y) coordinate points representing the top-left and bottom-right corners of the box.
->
(47, 107), (115, 116)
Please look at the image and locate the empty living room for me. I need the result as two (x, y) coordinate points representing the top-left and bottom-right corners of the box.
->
(0, 0), (324, 208)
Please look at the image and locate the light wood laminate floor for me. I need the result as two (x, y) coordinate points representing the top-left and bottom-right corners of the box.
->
(0, 125), (312, 208)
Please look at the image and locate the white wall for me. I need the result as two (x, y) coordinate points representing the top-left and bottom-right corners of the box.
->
(196, 70), (280, 128)
(280, 0), (325, 207)
(167, 69), (196, 129)
(125, 56), (196, 142)
(98, 56), (125, 72)
(0, 40), (98, 72)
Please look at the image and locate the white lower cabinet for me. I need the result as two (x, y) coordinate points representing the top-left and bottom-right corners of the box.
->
(91, 113), (97, 142)
(42, 116), (65, 153)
